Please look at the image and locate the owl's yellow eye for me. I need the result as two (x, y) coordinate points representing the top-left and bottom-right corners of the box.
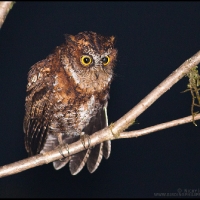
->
(102, 56), (110, 66)
(80, 55), (92, 66)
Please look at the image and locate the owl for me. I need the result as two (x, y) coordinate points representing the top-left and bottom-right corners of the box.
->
(23, 31), (117, 175)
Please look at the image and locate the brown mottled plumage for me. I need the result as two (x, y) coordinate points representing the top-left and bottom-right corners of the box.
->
(23, 31), (117, 175)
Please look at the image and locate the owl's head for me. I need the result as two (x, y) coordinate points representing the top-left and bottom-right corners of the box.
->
(61, 31), (117, 94)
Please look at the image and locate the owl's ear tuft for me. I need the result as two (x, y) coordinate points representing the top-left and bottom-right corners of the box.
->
(65, 34), (76, 43)
(110, 36), (115, 44)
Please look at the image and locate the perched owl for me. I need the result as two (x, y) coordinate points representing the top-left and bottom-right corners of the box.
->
(23, 31), (117, 175)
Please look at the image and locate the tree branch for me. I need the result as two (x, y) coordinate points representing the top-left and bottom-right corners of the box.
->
(110, 51), (200, 136)
(0, 1), (15, 29)
(0, 113), (200, 178)
(0, 51), (200, 178)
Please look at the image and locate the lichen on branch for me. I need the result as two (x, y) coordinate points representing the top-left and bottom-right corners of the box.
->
(184, 66), (200, 125)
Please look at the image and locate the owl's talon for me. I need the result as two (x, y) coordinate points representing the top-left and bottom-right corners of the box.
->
(80, 132), (91, 149)
(57, 133), (70, 161)
(58, 143), (70, 161)
(58, 145), (67, 161)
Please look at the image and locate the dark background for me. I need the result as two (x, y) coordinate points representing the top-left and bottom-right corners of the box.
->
(0, 2), (200, 198)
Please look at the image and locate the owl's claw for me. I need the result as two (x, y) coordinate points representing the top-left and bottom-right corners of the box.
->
(57, 133), (70, 161)
(58, 143), (70, 161)
(80, 132), (91, 149)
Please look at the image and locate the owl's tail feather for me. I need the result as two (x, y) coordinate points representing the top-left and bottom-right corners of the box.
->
(69, 140), (111, 174)
(69, 149), (91, 175)
(87, 143), (103, 173)
(86, 140), (111, 173)
(103, 140), (111, 159)
(42, 134), (111, 173)
(53, 157), (70, 170)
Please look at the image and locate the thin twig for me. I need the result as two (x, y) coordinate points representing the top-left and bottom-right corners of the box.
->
(119, 114), (200, 138)
(0, 51), (200, 178)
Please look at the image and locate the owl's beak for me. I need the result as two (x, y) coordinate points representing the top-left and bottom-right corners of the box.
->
(94, 71), (99, 79)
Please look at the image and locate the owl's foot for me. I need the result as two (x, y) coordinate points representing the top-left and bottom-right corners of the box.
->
(57, 133), (70, 161)
(80, 132), (91, 149)
(58, 143), (70, 161)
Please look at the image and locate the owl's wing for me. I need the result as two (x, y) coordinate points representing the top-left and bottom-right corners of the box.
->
(23, 60), (53, 156)
(69, 103), (111, 174)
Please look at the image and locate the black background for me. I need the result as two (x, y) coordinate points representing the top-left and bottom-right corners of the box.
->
(1, 2), (200, 198)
